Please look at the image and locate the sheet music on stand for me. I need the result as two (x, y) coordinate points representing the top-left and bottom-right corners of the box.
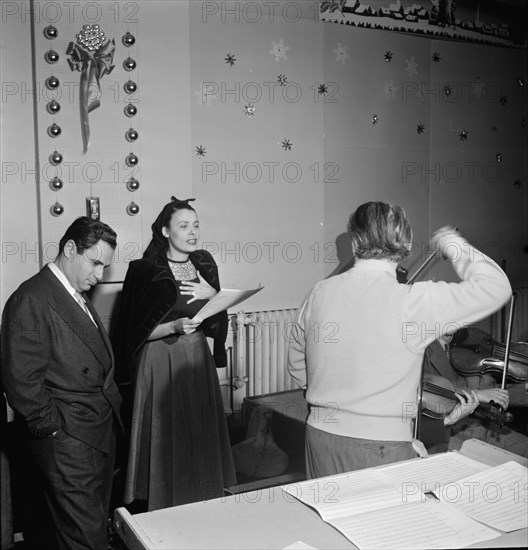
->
(192, 285), (264, 321)
(281, 452), (528, 549)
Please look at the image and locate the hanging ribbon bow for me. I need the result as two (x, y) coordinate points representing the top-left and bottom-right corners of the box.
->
(66, 39), (115, 154)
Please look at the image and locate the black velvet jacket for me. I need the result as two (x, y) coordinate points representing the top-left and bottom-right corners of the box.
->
(113, 249), (228, 383)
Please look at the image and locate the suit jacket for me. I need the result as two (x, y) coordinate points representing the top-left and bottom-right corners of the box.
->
(0, 265), (122, 453)
(113, 249), (228, 384)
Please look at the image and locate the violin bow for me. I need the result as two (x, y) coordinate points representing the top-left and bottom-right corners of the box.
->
(406, 250), (437, 285)
(406, 226), (458, 285)
(500, 293), (516, 390)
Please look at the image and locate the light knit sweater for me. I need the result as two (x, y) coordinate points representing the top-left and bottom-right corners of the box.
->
(287, 235), (511, 442)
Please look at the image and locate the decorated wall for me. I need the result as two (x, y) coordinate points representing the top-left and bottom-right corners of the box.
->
(1, 1), (527, 321)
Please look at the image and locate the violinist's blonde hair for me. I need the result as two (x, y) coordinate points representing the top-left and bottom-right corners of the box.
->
(348, 201), (412, 263)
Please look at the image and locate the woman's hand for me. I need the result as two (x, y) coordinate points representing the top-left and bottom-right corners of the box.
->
(444, 390), (479, 426)
(429, 225), (461, 260)
(170, 317), (203, 335)
(179, 272), (217, 303)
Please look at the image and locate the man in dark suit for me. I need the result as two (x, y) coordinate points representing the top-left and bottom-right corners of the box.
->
(1, 216), (122, 550)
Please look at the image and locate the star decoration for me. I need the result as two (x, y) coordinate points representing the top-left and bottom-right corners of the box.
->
(318, 83), (328, 95)
(244, 103), (255, 117)
(513, 179), (522, 188)
(281, 139), (292, 151)
(499, 95), (507, 106)
(496, 153), (502, 163)
(417, 124), (425, 134)
(195, 145), (206, 157)
(384, 51), (393, 63)
(444, 85), (452, 97)
(459, 130), (469, 141)
(372, 114), (378, 125)
(432, 51), (441, 63)
(225, 53), (236, 66)
(278, 74), (287, 86)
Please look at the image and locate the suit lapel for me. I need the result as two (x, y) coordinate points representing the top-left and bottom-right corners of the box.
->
(83, 294), (114, 371)
(41, 267), (111, 371)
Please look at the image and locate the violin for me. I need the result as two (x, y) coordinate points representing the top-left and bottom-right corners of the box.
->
(450, 327), (528, 383)
(421, 374), (512, 427)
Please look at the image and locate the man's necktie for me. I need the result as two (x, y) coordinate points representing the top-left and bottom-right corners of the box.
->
(74, 292), (97, 326)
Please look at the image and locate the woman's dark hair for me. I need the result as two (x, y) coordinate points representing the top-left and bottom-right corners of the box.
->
(347, 201), (412, 263)
(58, 216), (117, 255)
(143, 197), (196, 258)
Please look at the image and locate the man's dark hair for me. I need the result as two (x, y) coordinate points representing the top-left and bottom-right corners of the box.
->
(58, 216), (117, 255)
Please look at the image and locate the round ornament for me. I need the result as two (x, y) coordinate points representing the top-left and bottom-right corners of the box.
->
(51, 202), (64, 216)
(122, 32), (136, 47)
(124, 103), (137, 117)
(47, 123), (62, 137)
(125, 152), (139, 166)
(126, 202), (140, 215)
(43, 25), (58, 39)
(49, 176), (63, 190)
(126, 177), (140, 191)
(125, 128), (138, 142)
(123, 57), (137, 71)
(45, 50), (59, 64)
(45, 76), (60, 89)
(46, 100), (61, 114)
(124, 80), (138, 94)
(50, 151), (63, 165)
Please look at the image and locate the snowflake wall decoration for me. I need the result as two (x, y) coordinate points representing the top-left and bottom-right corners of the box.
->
(417, 124), (425, 134)
(443, 85), (453, 97)
(496, 153), (503, 163)
(334, 42), (349, 65)
(372, 114), (378, 125)
(195, 145), (206, 157)
(281, 139), (292, 151)
(278, 74), (287, 86)
(269, 39), (289, 62)
(318, 83), (328, 95)
(499, 95), (508, 106)
(384, 51), (393, 63)
(225, 53), (236, 66)
(405, 56), (418, 77)
(432, 52), (441, 63)
(513, 179), (522, 188)
(522, 119), (527, 128)
(244, 103), (255, 117)
(459, 130), (469, 141)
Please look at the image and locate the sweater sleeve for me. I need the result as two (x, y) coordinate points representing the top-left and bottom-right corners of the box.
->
(287, 296), (311, 390)
(404, 235), (512, 353)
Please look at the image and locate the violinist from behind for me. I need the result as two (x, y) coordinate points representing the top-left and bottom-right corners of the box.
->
(288, 201), (512, 479)
(421, 332), (528, 457)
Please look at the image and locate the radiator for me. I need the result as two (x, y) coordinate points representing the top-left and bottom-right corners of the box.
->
(233, 309), (299, 398)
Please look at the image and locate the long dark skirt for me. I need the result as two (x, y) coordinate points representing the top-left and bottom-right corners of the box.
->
(124, 331), (236, 510)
